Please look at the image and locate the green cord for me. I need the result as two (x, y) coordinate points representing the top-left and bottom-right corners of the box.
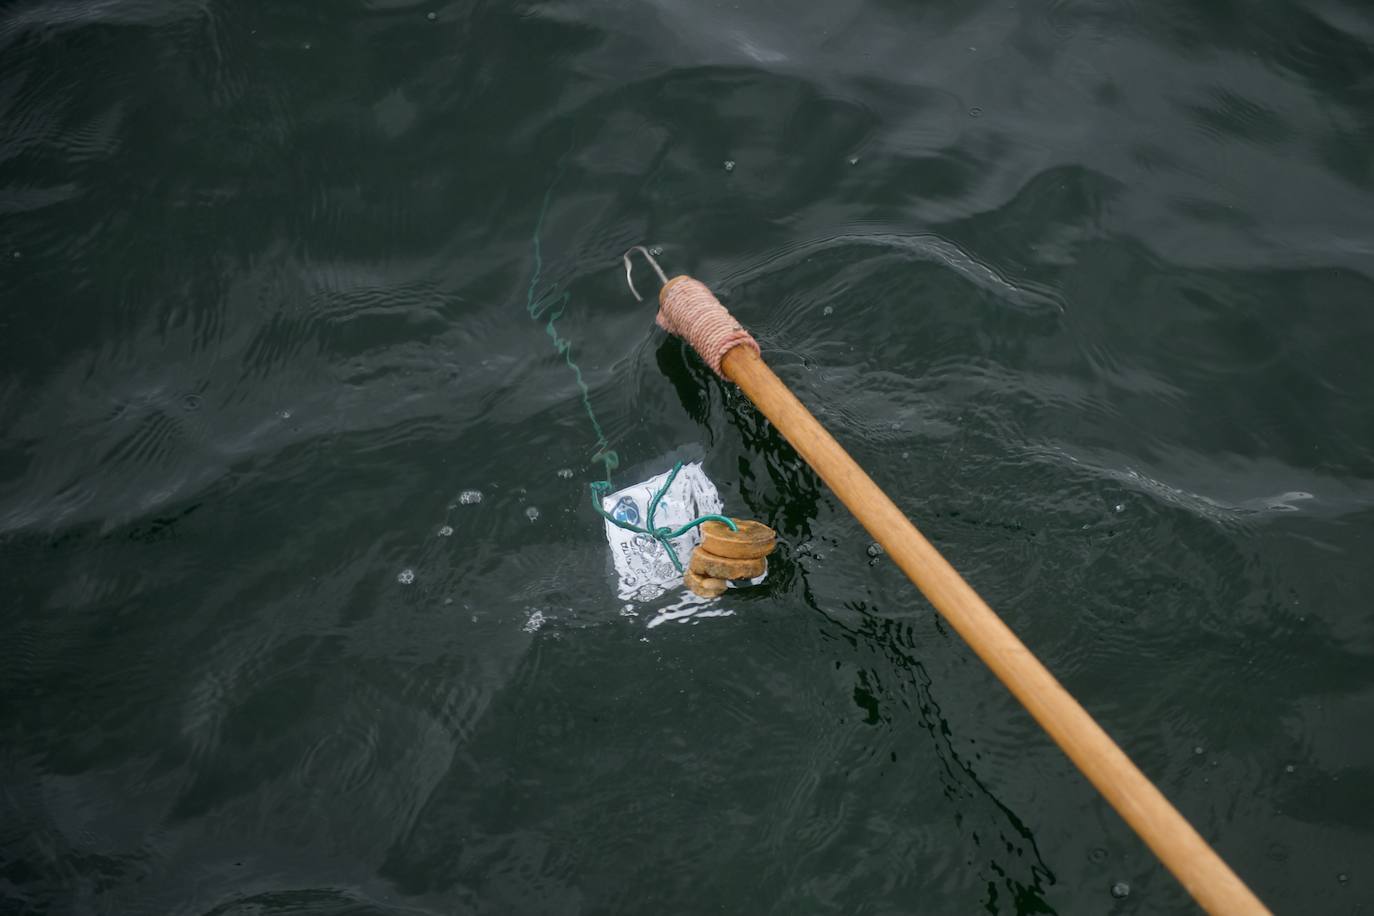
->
(526, 141), (620, 495)
(590, 461), (737, 572)
(526, 147), (735, 574)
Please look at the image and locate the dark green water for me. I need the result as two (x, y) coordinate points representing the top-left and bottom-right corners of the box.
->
(3, 1), (1374, 913)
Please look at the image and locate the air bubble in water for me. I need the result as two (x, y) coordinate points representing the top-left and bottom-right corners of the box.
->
(524, 610), (545, 633)
(867, 542), (884, 558)
(397, 568), (415, 585)
(556, 468), (573, 479)
(457, 489), (482, 505)
(277, 408), (292, 420)
(723, 160), (735, 172)
(848, 156), (859, 166)
(1110, 882), (1129, 899)
(823, 305), (834, 316)
(437, 525), (453, 537)
(525, 506), (540, 522)
(426, 10), (436, 20)
(649, 245), (663, 256)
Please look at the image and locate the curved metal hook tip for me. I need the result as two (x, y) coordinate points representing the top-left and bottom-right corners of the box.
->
(622, 246), (669, 303)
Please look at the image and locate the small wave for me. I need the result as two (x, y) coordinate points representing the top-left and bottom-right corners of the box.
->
(722, 231), (1066, 315)
(0, 0), (208, 46)
(1024, 442), (1369, 527)
(294, 715), (383, 796)
(59, 101), (126, 163)
(0, 183), (81, 214)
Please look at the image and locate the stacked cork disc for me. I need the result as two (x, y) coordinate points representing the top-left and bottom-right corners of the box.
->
(683, 518), (776, 597)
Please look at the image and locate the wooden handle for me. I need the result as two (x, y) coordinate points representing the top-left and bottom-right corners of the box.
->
(721, 345), (1268, 915)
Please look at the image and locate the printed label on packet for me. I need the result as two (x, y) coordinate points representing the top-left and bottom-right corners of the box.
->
(601, 462), (723, 602)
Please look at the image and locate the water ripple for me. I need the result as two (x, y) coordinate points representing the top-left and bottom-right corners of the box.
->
(723, 231), (1066, 315)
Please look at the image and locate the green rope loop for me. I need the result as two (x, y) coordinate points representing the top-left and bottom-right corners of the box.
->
(590, 461), (737, 572)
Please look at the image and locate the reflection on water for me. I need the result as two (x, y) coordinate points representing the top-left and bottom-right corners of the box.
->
(2, 0), (1373, 912)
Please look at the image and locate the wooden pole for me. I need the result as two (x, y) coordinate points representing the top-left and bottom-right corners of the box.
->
(719, 344), (1268, 915)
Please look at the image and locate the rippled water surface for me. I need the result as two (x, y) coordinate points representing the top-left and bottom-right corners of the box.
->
(3, 0), (1374, 912)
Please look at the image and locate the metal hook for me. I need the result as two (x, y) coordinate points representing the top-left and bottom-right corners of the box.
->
(622, 246), (669, 303)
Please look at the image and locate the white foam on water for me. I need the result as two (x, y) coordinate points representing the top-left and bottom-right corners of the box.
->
(646, 592), (737, 629)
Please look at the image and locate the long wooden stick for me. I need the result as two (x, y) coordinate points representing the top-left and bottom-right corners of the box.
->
(720, 344), (1268, 915)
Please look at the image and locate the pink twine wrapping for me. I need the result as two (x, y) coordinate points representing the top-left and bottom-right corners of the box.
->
(655, 276), (760, 377)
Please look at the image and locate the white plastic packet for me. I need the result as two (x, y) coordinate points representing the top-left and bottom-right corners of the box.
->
(600, 461), (723, 603)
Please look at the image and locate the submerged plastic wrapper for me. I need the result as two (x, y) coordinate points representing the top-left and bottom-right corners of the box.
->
(600, 462), (723, 602)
